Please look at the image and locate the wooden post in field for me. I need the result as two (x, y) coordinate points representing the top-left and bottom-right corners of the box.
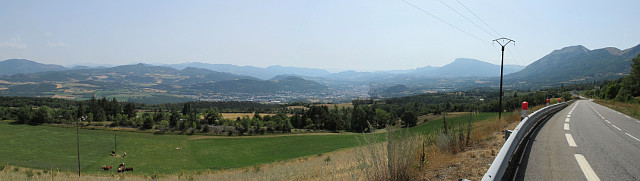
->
(76, 117), (81, 177)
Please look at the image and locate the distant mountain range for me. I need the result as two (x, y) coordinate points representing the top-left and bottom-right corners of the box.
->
(318, 58), (524, 82)
(0, 57), (524, 80)
(0, 63), (329, 103)
(0, 43), (638, 103)
(163, 62), (331, 80)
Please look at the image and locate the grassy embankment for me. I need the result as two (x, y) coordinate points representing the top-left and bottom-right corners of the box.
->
(594, 99), (640, 120)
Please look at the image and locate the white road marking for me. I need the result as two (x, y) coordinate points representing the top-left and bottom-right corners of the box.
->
(636, 121), (640, 124)
(566, 134), (577, 147)
(605, 120), (610, 124)
(567, 114), (571, 118)
(626, 115), (631, 119)
(575, 154), (601, 181)
(565, 118), (571, 122)
(626, 133), (640, 142)
(564, 123), (570, 131)
(612, 124), (622, 131)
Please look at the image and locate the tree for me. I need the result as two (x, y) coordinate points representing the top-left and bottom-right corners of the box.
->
(290, 113), (303, 129)
(275, 113), (292, 132)
(205, 108), (222, 125)
(621, 54), (640, 98)
(351, 103), (369, 132)
(76, 103), (85, 120)
(110, 98), (121, 116)
(401, 111), (417, 127)
(169, 111), (180, 129)
(374, 109), (391, 129)
(604, 82), (620, 99)
(33, 106), (53, 124)
(16, 106), (33, 124)
(238, 116), (250, 135)
(182, 102), (191, 116)
(153, 109), (165, 123)
(94, 108), (107, 122)
(123, 103), (136, 118)
(326, 106), (343, 132)
(89, 96), (105, 121)
(157, 120), (170, 131)
(142, 116), (154, 130)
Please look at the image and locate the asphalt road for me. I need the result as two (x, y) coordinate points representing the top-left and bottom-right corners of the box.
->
(516, 99), (640, 181)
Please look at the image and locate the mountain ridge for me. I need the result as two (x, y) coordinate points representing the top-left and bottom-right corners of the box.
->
(0, 59), (69, 75)
(506, 43), (640, 86)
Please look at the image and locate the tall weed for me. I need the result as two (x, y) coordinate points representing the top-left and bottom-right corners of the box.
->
(355, 127), (421, 181)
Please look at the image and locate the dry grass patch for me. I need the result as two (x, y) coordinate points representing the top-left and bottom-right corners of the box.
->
(420, 111), (522, 180)
(52, 94), (78, 99)
(221, 113), (277, 120)
(594, 99), (640, 120)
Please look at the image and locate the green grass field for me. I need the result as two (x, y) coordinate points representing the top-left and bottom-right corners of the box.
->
(0, 112), (498, 175)
(407, 112), (498, 135)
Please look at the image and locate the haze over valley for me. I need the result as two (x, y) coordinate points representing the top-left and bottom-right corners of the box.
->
(1, 43), (637, 104)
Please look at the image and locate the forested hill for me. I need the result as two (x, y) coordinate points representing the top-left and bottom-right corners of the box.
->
(506, 44), (640, 86)
(0, 59), (69, 75)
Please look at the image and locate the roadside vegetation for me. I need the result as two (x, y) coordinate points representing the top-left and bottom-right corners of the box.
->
(584, 54), (640, 118)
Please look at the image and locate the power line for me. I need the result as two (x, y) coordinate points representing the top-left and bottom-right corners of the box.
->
(400, 0), (486, 43)
(437, 0), (496, 38)
(505, 44), (527, 66)
(455, 0), (502, 37)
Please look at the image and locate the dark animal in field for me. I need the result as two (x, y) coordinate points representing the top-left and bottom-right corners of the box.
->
(125, 167), (134, 171)
(111, 150), (116, 154)
(119, 163), (125, 167)
(117, 167), (125, 172)
(101, 165), (113, 170)
(123, 152), (126, 157)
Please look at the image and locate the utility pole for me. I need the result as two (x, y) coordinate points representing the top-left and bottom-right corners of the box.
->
(76, 116), (81, 177)
(493, 38), (515, 122)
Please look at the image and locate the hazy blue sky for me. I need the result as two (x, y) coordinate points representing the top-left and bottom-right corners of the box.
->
(1, 0), (638, 72)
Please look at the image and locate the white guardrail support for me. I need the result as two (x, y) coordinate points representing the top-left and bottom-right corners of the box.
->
(482, 102), (569, 181)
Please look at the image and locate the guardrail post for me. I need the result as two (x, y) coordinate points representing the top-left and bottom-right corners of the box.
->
(505, 130), (512, 141)
(521, 101), (528, 120)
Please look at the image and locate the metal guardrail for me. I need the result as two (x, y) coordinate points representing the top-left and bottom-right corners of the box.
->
(482, 102), (569, 181)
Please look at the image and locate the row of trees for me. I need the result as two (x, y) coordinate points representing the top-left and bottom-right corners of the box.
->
(584, 54), (640, 102)
(0, 84), (578, 135)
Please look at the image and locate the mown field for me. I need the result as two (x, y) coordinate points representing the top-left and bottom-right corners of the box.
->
(0, 112), (497, 175)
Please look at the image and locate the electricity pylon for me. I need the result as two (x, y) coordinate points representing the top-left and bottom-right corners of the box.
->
(493, 38), (515, 122)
